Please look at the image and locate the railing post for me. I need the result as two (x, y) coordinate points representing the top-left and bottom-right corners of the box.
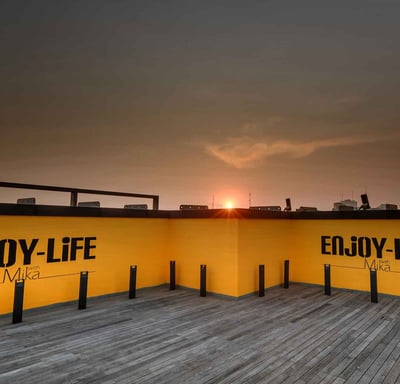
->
(78, 271), (88, 310)
(200, 265), (207, 297)
(70, 191), (78, 207)
(324, 264), (331, 296)
(129, 265), (137, 299)
(283, 260), (289, 289)
(370, 268), (378, 303)
(170, 260), (176, 290)
(12, 280), (25, 324)
(259, 264), (265, 297)
(152, 196), (159, 210)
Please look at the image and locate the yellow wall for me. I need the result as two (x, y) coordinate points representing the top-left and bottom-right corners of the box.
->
(2, 214), (400, 315)
(0, 216), (168, 314)
(167, 218), (239, 296)
(237, 219), (292, 296)
(292, 220), (400, 296)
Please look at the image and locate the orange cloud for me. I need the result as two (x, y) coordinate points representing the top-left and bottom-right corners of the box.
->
(205, 135), (384, 169)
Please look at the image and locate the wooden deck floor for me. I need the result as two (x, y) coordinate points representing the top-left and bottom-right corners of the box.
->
(1, 284), (400, 384)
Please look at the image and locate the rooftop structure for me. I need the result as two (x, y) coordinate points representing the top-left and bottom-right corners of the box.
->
(2, 183), (400, 383)
(1, 182), (400, 310)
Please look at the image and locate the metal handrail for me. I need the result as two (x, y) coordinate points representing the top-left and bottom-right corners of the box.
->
(0, 181), (159, 210)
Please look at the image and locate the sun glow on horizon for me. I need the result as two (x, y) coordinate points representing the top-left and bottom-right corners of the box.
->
(224, 201), (234, 209)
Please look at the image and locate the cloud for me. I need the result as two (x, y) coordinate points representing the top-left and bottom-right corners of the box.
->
(205, 135), (382, 169)
(335, 95), (366, 105)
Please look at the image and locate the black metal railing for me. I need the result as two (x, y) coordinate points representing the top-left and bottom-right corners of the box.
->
(0, 181), (159, 210)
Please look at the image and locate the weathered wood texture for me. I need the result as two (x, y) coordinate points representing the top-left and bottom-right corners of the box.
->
(1, 284), (400, 383)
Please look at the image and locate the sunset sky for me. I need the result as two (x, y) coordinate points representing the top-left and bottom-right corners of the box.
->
(1, 1), (400, 210)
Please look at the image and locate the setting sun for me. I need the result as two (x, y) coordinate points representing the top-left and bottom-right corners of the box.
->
(225, 201), (234, 209)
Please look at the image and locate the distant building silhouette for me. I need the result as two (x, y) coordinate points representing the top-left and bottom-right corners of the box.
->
(17, 197), (36, 205)
(78, 201), (101, 208)
(179, 205), (208, 210)
(372, 203), (398, 210)
(250, 206), (281, 211)
(332, 199), (358, 211)
(296, 206), (318, 212)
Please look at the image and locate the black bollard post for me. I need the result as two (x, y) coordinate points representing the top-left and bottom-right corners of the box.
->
(170, 260), (176, 290)
(78, 271), (88, 310)
(370, 268), (378, 303)
(129, 265), (137, 299)
(284, 260), (290, 289)
(200, 265), (207, 297)
(259, 264), (265, 297)
(12, 280), (25, 324)
(324, 264), (331, 296)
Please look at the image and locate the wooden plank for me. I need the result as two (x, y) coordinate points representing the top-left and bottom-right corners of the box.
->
(1, 285), (400, 383)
